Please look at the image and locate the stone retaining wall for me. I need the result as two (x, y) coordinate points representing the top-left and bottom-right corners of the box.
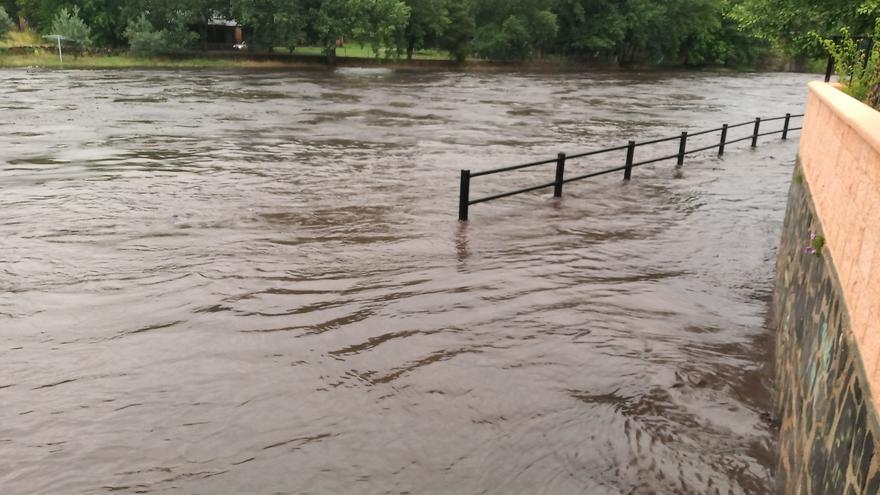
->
(773, 82), (880, 494)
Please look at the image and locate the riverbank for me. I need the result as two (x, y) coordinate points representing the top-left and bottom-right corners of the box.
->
(0, 48), (809, 73)
(0, 49), (611, 72)
(0, 52), (328, 69)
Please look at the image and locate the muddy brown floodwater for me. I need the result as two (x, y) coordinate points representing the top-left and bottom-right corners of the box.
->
(0, 68), (819, 494)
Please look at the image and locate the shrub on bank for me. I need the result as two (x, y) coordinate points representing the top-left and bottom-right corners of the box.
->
(474, 15), (533, 62)
(123, 14), (197, 56)
(0, 7), (13, 37)
(820, 21), (880, 109)
(50, 7), (91, 46)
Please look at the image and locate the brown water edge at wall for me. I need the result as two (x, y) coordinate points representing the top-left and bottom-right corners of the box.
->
(772, 162), (880, 495)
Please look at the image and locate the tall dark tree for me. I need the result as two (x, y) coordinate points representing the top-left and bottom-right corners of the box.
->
(0, 5), (14, 34)
(1, 0), (17, 24)
(401, 0), (448, 60)
(313, 0), (409, 63)
(440, 0), (474, 62)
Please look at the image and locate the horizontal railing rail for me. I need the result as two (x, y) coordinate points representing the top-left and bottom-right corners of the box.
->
(458, 113), (804, 221)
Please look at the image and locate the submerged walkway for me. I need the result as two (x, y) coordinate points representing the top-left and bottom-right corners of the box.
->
(0, 69), (815, 494)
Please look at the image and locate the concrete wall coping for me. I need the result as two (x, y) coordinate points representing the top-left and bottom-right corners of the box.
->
(808, 81), (880, 154)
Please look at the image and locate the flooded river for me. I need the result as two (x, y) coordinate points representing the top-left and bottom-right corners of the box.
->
(0, 68), (817, 494)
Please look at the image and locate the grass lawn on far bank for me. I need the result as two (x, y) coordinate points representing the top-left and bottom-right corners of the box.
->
(0, 30), (44, 48)
(0, 36), (457, 69)
(0, 30), (286, 68)
(0, 51), (314, 69)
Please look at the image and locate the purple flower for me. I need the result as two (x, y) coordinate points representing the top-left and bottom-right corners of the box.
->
(804, 247), (817, 255)
(810, 232), (817, 241)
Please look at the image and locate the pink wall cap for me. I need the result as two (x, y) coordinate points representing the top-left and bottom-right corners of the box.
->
(808, 82), (880, 156)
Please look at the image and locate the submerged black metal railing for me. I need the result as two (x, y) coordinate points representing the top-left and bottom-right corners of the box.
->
(458, 113), (804, 221)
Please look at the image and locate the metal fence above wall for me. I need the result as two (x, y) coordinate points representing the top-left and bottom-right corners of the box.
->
(458, 113), (804, 221)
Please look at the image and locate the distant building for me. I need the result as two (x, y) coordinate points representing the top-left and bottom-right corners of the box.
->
(203, 17), (248, 50)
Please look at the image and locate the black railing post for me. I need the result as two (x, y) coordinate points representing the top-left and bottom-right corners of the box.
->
(825, 55), (834, 83)
(751, 118), (761, 148)
(677, 131), (688, 166)
(782, 113), (791, 140)
(719, 124), (728, 156)
(554, 152), (566, 197)
(623, 141), (635, 180)
(458, 169), (470, 221)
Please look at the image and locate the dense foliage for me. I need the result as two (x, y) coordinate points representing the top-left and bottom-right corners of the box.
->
(124, 13), (197, 54)
(730, 0), (878, 56)
(0, 0), (875, 66)
(820, 20), (880, 108)
(49, 6), (91, 44)
(0, 6), (13, 36)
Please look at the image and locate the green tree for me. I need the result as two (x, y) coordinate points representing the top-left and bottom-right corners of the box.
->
(0, 6), (14, 35)
(819, 21), (880, 103)
(124, 13), (170, 54)
(314, 0), (357, 62)
(869, 15), (880, 108)
(123, 11), (197, 54)
(401, 0), (449, 60)
(50, 5), (92, 45)
(663, 0), (722, 64)
(616, 0), (678, 64)
(14, 0), (51, 31)
(475, 14), (531, 61)
(355, 0), (410, 58)
(680, 15), (772, 66)
(232, 0), (307, 52)
(76, 0), (141, 46)
(1, 0), (14, 18)
(440, 0), (474, 61)
(730, 0), (878, 56)
(314, 0), (409, 62)
(529, 9), (556, 57)
(554, 0), (626, 59)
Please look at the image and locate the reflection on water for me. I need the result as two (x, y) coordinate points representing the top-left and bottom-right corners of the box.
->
(0, 68), (816, 494)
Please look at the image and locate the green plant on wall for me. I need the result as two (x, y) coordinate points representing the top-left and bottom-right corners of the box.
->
(805, 232), (826, 257)
(818, 20), (880, 105)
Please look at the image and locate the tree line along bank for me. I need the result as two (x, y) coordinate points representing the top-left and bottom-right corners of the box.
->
(0, 0), (877, 67)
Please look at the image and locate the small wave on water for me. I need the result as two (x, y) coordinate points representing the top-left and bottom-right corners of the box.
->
(334, 66), (395, 77)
